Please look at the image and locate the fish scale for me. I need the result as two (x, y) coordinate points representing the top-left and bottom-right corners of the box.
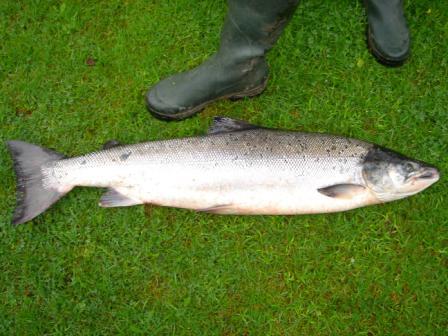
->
(58, 130), (368, 165)
(43, 128), (373, 215)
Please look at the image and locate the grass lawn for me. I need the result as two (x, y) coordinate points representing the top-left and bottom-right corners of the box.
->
(1, 0), (447, 334)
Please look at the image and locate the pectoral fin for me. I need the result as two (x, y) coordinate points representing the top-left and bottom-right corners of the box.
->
(318, 184), (366, 199)
(99, 188), (141, 207)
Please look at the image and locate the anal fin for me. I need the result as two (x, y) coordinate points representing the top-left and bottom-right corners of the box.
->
(99, 188), (141, 208)
(196, 204), (236, 214)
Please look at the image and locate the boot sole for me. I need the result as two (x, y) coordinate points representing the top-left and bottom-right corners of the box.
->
(366, 25), (409, 67)
(148, 78), (268, 121)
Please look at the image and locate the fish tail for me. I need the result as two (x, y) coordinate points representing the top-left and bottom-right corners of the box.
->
(7, 140), (73, 225)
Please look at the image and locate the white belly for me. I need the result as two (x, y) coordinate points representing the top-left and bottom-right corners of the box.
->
(83, 162), (378, 215)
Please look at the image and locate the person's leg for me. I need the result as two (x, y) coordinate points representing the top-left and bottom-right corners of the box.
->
(146, 0), (300, 121)
(364, 0), (410, 66)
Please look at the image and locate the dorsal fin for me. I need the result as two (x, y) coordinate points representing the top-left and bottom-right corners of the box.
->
(208, 116), (260, 134)
(102, 140), (122, 150)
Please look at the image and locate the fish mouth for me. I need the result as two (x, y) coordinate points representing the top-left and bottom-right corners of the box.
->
(409, 167), (440, 182)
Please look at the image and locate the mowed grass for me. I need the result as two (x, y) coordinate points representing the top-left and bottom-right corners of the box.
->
(1, 0), (447, 334)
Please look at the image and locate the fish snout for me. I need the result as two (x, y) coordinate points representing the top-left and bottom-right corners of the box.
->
(406, 166), (440, 192)
(416, 167), (440, 182)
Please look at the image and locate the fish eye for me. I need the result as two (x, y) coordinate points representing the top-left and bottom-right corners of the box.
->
(404, 162), (417, 173)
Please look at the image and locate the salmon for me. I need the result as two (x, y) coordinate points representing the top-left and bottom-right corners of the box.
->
(7, 117), (439, 225)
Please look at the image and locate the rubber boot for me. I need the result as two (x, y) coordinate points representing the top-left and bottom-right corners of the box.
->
(364, 0), (410, 66)
(146, 0), (300, 120)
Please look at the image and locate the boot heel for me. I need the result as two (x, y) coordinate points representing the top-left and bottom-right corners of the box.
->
(229, 78), (268, 101)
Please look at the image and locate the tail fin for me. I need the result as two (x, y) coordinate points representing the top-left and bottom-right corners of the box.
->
(7, 140), (71, 225)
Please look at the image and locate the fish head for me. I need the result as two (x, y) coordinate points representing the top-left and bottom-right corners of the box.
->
(362, 146), (439, 202)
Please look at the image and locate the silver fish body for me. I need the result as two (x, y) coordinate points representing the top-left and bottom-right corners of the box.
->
(7, 117), (439, 224)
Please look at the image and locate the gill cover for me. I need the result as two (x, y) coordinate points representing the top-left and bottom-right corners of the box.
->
(362, 145), (439, 202)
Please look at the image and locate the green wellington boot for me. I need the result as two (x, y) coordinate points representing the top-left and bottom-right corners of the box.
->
(146, 0), (300, 120)
(364, 0), (410, 66)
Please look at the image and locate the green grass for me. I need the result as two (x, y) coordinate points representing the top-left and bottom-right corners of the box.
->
(1, 0), (447, 334)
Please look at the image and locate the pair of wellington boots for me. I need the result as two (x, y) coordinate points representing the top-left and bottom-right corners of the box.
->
(147, 0), (410, 121)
